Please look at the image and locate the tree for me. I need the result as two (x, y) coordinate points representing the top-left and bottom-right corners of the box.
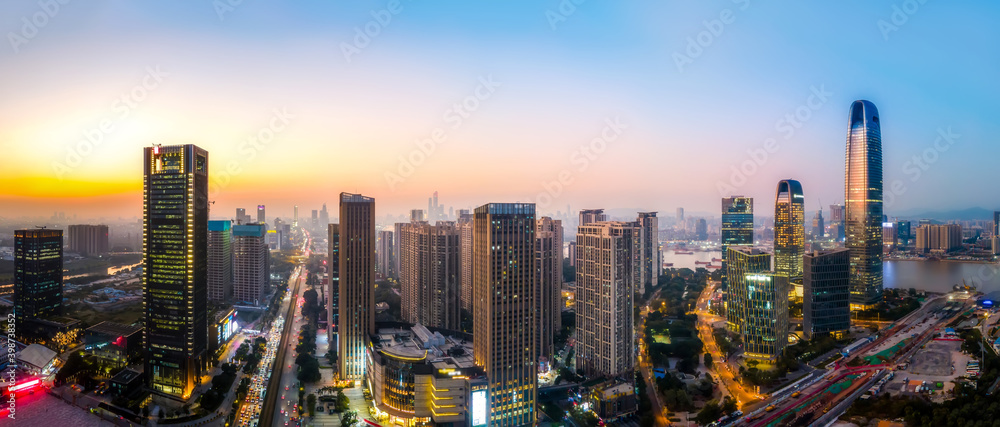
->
(336, 391), (350, 412)
(307, 393), (317, 417)
(722, 396), (738, 414)
(341, 410), (359, 427)
(158, 409), (165, 419)
(695, 400), (723, 425)
(704, 352), (714, 369)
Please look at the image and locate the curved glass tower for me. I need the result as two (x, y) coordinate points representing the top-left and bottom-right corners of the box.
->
(845, 100), (883, 309)
(774, 179), (804, 298)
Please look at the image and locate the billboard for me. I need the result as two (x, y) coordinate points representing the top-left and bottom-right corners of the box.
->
(471, 389), (487, 426)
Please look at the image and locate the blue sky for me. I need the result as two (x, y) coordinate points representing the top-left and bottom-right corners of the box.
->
(1, 0), (997, 219)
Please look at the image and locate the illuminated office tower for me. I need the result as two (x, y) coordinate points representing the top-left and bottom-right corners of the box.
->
(327, 224), (340, 350)
(142, 144), (208, 399)
(236, 208), (246, 224)
(458, 213), (474, 312)
(721, 196), (754, 295)
(473, 203), (537, 426)
(803, 249), (850, 340)
(257, 205), (265, 224)
(399, 221), (461, 330)
(845, 100), (883, 310)
(536, 216), (563, 363)
(68, 224), (109, 256)
(725, 247), (788, 361)
(579, 209), (606, 226)
(232, 223), (269, 306)
(338, 193), (375, 381)
(773, 180), (804, 299)
(376, 229), (395, 280)
(14, 228), (63, 334)
(207, 220), (233, 303)
(636, 212), (660, 292)
(575, 221), (637, 379)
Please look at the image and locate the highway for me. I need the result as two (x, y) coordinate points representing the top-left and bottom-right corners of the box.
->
(693, 280), (760, 409)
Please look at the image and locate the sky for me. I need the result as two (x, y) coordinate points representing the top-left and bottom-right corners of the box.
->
(1, 0), (998, 221)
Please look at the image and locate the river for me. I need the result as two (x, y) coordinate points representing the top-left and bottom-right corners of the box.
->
(662, 250), (1000, 298)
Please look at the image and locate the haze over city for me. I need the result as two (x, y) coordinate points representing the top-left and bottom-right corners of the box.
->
(2, 1), (999, 220)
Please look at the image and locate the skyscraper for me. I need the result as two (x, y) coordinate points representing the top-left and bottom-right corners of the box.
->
(536, 216), (563, 363)
(845, 100), (883, 310)
(338, 193), (375, 381)
(410, 209), (425, 222)
(575, 221), (637, 379)
(236, 208), (246, 224)
(232, 223), (269, 306)
(327, 224), (340, 351)
(695, 218), (708, 241)
(636, 212), (660, 292)
(376, 229), (396, 280)
(676, 207), (684, 223)
(803, 249), (850, 340)
(773, 180), (804, 299)
(721, 197), (754, 289)
(320, 203), (330, 228)
(812, 210), (825, 238)
(579, 209), (607, 226)
(257, 205), (266, 224)
(293, 205), (298, 227)
(567, 241), (577, 267)
(207, 220), (233, 304)
(829, 204), (845, 242)
(14, 228), (63, 335)
(458, 212), (474, 312)
(399, 221), (461, 330)
(725, 247), (788, 361)
(142, 144), (208, 399)
(68, 224), (109, 256)
(473, 203), (537, 426)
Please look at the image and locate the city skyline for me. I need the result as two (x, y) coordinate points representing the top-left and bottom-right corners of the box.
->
(3, 2), (999, 219)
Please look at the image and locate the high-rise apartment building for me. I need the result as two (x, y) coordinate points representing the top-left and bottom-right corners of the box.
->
(14, 229), (63, 334)
(774, 180), (804, 299)
(845, 100), (883, 310)
(293, 205), (298, 227)
(320, 203), (330, 228)
(327, 224), (340, 350)
(636, 212), (660, 292)
(536, 217), (563, 362)
(458, 213), (474, 312)
(696, 218), (708, 241)
(399, 221), (461, 330)
(207, 220), (233, 303)
(473, 203), (537, 426)
(575, 221), (637, 379)
(232, 223), (269, 306)
(142, 144), (209, 399)
(376, 230), (395, 280)
(339, 193), (375, 381)
(802, 249), (850, 339)
(68, 224), (109, 256)
(567, 241), (577, 268)
(579, 209), (607, 226)
(897, 220), (912, 247)
(994, 211), (1000, 236)
(725, 247), (788, 361)
(257, 205), (266, 224)
(410, 209), (426, 222)
(914, 224), (963, 253)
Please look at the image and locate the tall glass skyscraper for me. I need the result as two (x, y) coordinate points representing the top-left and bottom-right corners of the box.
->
(725, 246), (788, 361)
(845, 100), (883, 310)
(14, 228), (63, 335)
(721, 197), (754, 292)
(774, 180), (805, 299)
(143, 144), (209, 399)
(338, 193), (375, 381)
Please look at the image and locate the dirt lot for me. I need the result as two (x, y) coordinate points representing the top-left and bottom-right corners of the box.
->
(910, 341), (954, 376)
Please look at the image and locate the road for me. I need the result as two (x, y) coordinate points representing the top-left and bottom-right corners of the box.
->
(636, 287), (671, 426)
(693, 280), (759, 408)
(266, 235), (312, 427)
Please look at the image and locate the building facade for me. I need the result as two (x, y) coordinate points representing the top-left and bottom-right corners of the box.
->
(473, 203), (537, 426)
(845, 100), (884, 310)
(774, 180), (805, 299)
(399, 221), (461, 330)
(914, 224), (963, 253)
(142, 144), (209, 399)
(14, 229), (64, 334)
(802, 249), (850, 339)
(458, 214), (474, 312)
(536, 216), (563, 363)
(327, 224), (340, 352)
(725, 247), (788, 361)
(84, 321), (143, 370)
(339, 193), (376, 381)
(575, 221), (637, 379)
(68, 224), (109, 256)
(636, 212), (660, 292)
(232, 223), (269, 306)
(207, 220), (233, 303)
(579, 209), (607, 226)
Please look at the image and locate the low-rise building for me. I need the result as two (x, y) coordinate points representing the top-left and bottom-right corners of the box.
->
(209, 307), (239, 358)
(365, 323), (487, 427)
(590, 381), (637, 422)
(18, 344), (58, 375)
(84, 321), (143, 370)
